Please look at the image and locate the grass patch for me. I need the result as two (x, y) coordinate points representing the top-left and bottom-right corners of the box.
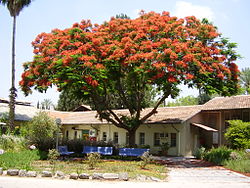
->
(225, 159), (250, 173)
(0, 150), (40, 170)
(32, 159), (167, 179)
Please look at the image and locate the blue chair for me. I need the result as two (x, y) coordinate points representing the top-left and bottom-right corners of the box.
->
(82, 146), (98, 154)
(119, 148), (149, 157)
(58, 146), (74, 156)
(82, 146), (113, 155)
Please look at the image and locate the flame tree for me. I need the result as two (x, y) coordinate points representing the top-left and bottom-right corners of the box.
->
(20, 11), (240, 146)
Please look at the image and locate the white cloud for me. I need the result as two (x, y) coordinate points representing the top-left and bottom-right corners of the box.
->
(174, 1), (214, 21)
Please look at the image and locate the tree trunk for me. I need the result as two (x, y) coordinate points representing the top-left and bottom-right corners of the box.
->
(9, 15), (17, 132)
(128, 129), (137, 147)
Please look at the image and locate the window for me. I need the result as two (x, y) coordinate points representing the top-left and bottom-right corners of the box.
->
(74, 131), (77, 139)
(126, 132), (129, 145)
(102, 132), (107, 142)
(170, 133), (177, 147)
(139, 132), (145, 145)
(154, 133), (160, 146)
(113, 132), (118, 144)
(66, 130), (69, 139)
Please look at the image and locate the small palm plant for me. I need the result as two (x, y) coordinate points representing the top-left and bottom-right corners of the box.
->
(139, 151), (152, 169)
(48, 149), (60, 173)
(86, 152), (101, 169)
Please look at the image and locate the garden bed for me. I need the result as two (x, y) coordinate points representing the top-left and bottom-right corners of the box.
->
(31, 159), (167, 180)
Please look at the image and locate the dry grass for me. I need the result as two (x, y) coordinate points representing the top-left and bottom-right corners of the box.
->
(32, 159), (167, 179)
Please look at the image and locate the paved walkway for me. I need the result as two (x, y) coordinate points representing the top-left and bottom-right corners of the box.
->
(154, 156), (250, 186)
(168, 167), (250, 183)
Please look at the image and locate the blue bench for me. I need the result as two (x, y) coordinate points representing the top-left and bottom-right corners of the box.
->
(98, 147), (113, 155)
(119, 148), (150, 157)
(82, 146), (113, 155)
(58, 146), (74, 156)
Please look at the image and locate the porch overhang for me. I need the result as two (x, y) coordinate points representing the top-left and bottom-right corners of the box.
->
(191, 123), (218, 132)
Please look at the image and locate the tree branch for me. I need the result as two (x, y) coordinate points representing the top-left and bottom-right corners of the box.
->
(90, 90), (128, 130)
(116, 78), (134, 114)
(140, 92), (170, 123)
(107, 108), (127, 128)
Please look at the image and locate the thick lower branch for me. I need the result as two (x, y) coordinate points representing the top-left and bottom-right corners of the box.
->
(107, 108), (127, 127)
(140, 93), (170, 123)
(91, 91), (128, 130)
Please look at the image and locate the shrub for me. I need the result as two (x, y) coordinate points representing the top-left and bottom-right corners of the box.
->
(0, 150), (40, 170)
(0, 134), (27, 152)
(225, 120), (250, 149)
(61, 139), (114, 153)
(37, 150), (48, 160)
(86, 152), (101, 169)
(20, 111), (58, 151)
(194, 147), (206, 159)
(204, 146), (233, 165)
(139, 151), (152, 169)
(61, 139), (84, 153)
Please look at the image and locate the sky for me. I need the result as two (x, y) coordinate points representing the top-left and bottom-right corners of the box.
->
(0, 0), (249, 106)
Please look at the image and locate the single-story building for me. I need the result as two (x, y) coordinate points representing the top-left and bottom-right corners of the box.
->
(1, 95), (249, 156)
(48, 95), (250, 157)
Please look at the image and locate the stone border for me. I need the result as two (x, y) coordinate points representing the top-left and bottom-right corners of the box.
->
(0, 168), (163, 182)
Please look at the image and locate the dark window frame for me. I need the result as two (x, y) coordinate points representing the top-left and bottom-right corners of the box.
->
(102, 132), (107, 142)
(126, 132), (129, 145)
(113, 132), (119, 144)
(74, 131), (77, 139)
(170, 133), (177, 147)
(139, 132), (145, 145)
(66, 130), (69, 139)
(154, 133), (160, 146)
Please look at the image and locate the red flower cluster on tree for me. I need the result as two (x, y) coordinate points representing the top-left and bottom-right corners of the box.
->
(20, 11), (239, 98)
